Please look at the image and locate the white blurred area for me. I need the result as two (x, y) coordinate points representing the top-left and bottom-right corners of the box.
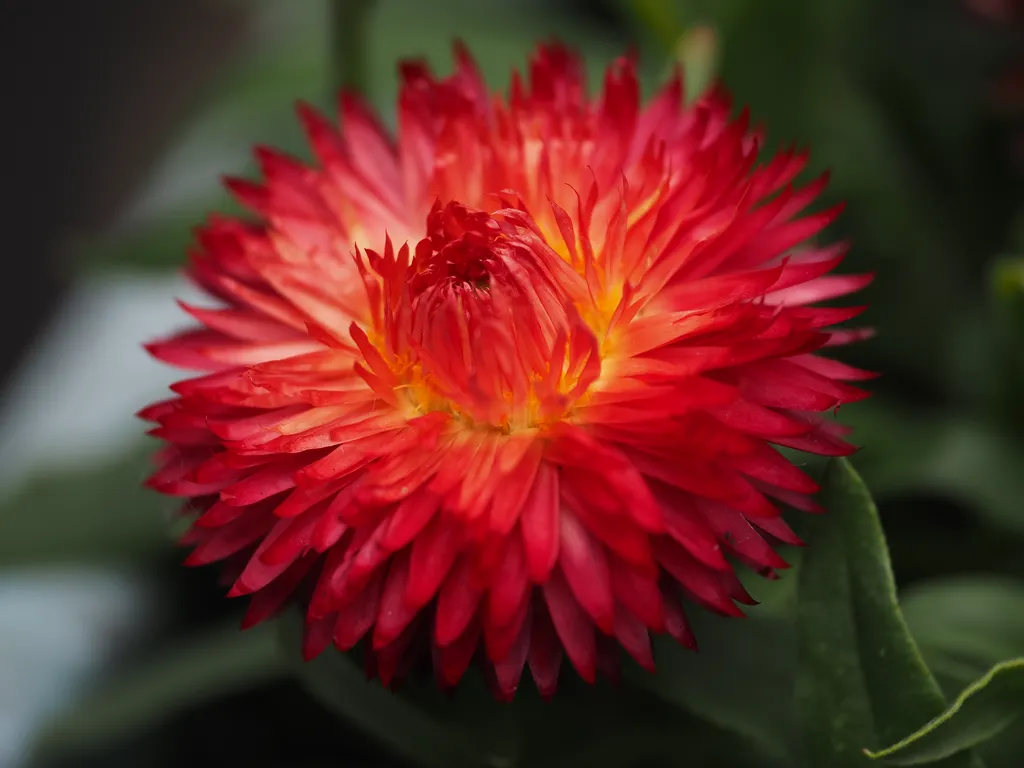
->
(0, 275), (204, 766)
(0, 276), (205, 492)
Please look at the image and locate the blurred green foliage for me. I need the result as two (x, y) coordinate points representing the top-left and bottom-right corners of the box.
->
(5, 0), (1024, 766)
(0, 443), (168, 566)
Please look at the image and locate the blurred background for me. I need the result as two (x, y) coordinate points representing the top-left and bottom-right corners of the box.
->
(0, 0), (1021, 766)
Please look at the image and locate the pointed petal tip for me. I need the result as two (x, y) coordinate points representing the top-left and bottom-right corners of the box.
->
(135, 405), (162, 422)
(182, 550), (205, 567)
(451, 37), (473, 64)
(226, 583), (246, 598)
(293, 98), (316, 116)
(142, 474), (167, 492)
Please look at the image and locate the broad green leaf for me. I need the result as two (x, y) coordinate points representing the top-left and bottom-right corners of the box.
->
(279, 613), (485, 768)
(33, 623), (287, 760)
(629, 610), (798, 763)
(796, 458), (979, 768)
(0, 444), (171, 566)
(867, 660), (1024, 765)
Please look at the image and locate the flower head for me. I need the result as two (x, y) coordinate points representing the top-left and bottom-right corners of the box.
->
(141, 43), (873, 699)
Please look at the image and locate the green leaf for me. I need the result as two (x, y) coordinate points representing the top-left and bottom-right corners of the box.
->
(866, 660), (1024, 765)
(33, 623), (287, 760)
(279, 613), (485, 768)
(796, 458), (979, 767)
(0, 444), (171, 566)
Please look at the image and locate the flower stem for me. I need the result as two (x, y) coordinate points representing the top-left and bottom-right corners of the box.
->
(330, 0), (374, 96)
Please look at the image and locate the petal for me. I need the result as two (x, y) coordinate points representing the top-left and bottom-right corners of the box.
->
(520, 463), (560, 582)
(333, 567), (386, 650)
(557, 510), (615, 633)
(435, 556), (484, 647)
(542, 570), (597, 683)
(372, 551), (418, 649)
(528, 600), (563, 698)
(405, 516), (463, 611)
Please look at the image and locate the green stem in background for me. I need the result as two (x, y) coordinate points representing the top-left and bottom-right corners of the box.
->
(330, 0), (375, 96)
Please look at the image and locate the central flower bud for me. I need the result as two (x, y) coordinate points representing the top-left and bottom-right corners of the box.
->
(410, 204), (503, 296)
(393, 202), (601, 432)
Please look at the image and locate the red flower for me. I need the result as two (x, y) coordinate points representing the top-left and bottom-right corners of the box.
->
(141, 43), (873, 699)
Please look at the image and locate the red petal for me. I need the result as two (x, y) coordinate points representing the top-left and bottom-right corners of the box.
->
(487, 442), (542, 535)
(333, 567), (386, 650)
(613, 606), (655, 672)
(405, 516), (462, 611)
(751, 514), (805, 546)
(383, 492), (440, 550)
(652, 537), (744, 617)
(658, 489), (728, 570)
(521, 463), (560, 582)
(696, 498), (788, 570)
(220, 462), (301, 506)
(484, 586), (531, 662)
(435, 556), (484, 647)
(242, 554), (316, 628)
(302, 614), (335, 661)
(487, 533), (530, 628)
(661, 586), (698, 650)
(528, 600), (563, 698)
(609, 557), (664, 631)
(433, 618), (481, 688)
(492, 613), (531, 701)
(230, 512), (314, 594)
(542, 570), (597, 683)
(185, 509), (276, 566)
(375, 618), (421, 687)
(557, 510), (615, 633)
(372, 551), (418, 649)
